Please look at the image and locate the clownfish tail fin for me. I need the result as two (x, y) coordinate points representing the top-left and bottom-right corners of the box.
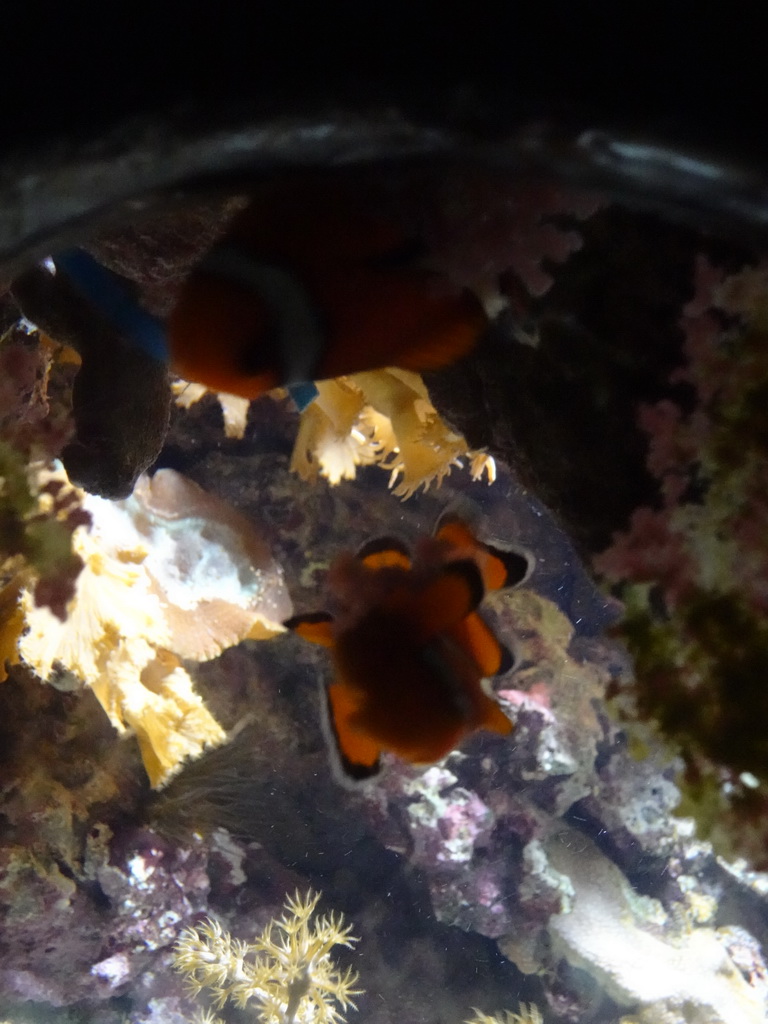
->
(356, 536), (412, 571)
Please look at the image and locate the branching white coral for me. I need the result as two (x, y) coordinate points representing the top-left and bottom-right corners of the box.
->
(19, 524), (226, 787)
(173, 890), (362, 1024)
(466, 1006), (543, 1024)
(18, 467), (292, 786)
(171, 369), (495, 498)
(290, 368), (495, 499)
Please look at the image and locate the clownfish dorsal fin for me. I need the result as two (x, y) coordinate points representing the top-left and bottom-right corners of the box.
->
(356, 536), (412, 571)
(436, 514), (534, 592)
(284, 612), (335, 647)
(416, 559), (485, 639)
(324, 682), (381, 782)
(451, 611), (515, 678)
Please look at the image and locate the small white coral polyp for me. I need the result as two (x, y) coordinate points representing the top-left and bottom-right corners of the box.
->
(172, 379), (252, 439)
(290, 368), (495, 499)
(173, 890), (362, 1024)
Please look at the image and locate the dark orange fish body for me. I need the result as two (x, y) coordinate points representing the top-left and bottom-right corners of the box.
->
(287, 518), (532, 780)
(167, 178), (488, 399)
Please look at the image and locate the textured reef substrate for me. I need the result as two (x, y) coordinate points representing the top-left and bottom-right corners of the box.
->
(3, 179), (768, 1024)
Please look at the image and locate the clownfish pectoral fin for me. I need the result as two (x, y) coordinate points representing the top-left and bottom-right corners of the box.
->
(452, 611), (515, 678)
(324, 683), (381, 782)
(416, 560), (485, 639)
(356, 536), (412, 571)
(284, 612), (335, 647)
(436, 514), (534, 592)
(480, 694), (515, 737)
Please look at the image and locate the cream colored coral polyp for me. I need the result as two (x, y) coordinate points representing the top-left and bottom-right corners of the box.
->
(19, 468), (291, 786)
(19, 527), (226, 788)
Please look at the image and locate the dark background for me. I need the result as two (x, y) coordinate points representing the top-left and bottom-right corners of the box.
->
(4, 7), (765, 157)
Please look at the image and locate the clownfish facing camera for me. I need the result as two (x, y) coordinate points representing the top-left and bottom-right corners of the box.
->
(167, 178), (488, 400)
(286, 517), (533, 781)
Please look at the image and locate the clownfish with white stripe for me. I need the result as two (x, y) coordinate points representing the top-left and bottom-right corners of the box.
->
(167, 177), (489, 400)
(285, 516), (533, 781)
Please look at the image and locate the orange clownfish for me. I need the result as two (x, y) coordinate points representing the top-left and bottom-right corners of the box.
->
(167, 178), (488, 400)
(285, 517), (533, 781)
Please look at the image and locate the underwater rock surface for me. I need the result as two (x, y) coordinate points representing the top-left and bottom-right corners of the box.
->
(0, 381), (766, 1024)
(3, 181), (768, 1024)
